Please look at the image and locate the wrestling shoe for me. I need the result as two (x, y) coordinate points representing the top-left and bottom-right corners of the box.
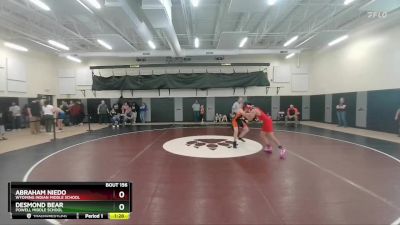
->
(263, 145), (272, 154)
(238, 137), (246, 142)
(233, 141), (238, 149)
(279, 148), (287, 159)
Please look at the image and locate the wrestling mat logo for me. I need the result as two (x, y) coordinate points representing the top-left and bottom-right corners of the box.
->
(185, 139), (234, 150)
(163, 135), (262, 158)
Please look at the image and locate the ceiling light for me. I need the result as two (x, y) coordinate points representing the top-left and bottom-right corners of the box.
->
(285, 53), (295, 59)
(97, 39), (112, 50)
(295, 34), (316, 48)
(267, 0), (277, 6)
(221, 63), (231, 66)
(194, 37), (199, 48)
(191, 0), (199, 7)
(4, 42), (28, 52)
(48, 40), (70, 50)
(76, 0), (94, 13)
(283, 35), (298, 47)
(67, 56), (82, 63)
(239, 37), (248, 48)
(148, 40), (156, 49)
(344, 0), (355, 5)
(328, 35), (349, 46)
(30, 40), (60, 52)
(85, 0), (101, 9)
(29, 0), (51, 11)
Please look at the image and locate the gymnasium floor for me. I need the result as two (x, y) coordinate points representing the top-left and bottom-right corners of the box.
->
(1, 124), (400, 225)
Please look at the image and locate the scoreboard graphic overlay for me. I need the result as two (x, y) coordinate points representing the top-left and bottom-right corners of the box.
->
(8, 182), (132, 220)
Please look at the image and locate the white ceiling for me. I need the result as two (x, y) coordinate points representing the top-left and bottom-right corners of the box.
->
(0, 0), (399, 58)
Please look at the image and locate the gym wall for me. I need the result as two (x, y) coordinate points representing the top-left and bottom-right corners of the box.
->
(54, 53), (312, 99)
(0, 44), (57, 98)
(310, 19), (400, 95)
(2, 88), (399, 134)
(367, 89), (400, 133)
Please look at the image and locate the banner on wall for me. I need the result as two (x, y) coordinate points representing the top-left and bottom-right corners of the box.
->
(92, 71), (269, 90)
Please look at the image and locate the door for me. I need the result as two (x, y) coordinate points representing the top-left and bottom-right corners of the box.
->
(206, 97), (215, 122)
(271, 96), (280, 120)
(57, 99), (80, 107)
(302, 96), (310, 120)
(332, 92), (356, 127)
(325, 94), (332, 123)
(37, 94), (53, 105)
(142, 98), (151, 122)
(280, 96), (302, 113)
(356, 91), (367, 128)
(183, 97), (206, 122)
(247, 96), (271, 114)
(310, 95), (325, 122)
(367, 89), (400, 133)
(86, 99), (112, 123)
(151, 98), (174, 122)
(174, 98), (183, 122)
(0, 97), (18, 129)
(215, 97), (237, 117)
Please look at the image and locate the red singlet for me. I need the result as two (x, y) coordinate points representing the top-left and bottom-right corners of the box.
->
(256, 108), (273, 132)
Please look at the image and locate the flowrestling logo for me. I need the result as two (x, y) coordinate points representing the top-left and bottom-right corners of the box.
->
(163, 135), (262, 158)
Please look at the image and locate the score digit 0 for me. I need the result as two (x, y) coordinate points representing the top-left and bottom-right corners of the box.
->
(119, 191), (125, 199)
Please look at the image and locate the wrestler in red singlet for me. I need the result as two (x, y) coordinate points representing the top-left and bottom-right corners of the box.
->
(256, 108), (274, 133)
(243, 103), (287, 159)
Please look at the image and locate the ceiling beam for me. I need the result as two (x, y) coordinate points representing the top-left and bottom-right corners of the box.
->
(285, 1), (321, 33)
(235, 13), (251, 31)
(277, 0), (336, 47)
(60, 48), (301, 58)
(90, 62), (271, 70)
(116, 0), (156, 50)
(249, 6), (273, 45)
(188, 0), (198, 47)
(179, 0), (194, 45)
(0, 20), (60, 53)
(93, 14), (138, 51)
(211, 0), (229, 47)
(6, 0), (98, 49)
(335, 6), (400, 35)
(295, 1), (368, 48)
(142, 0), (183, 56)
(256, 2), (299, 44)
(155, 30), (170, 50)
(250, 7), (271, 33)
(0, 9), (87, 50)
(335, 10), (367, 30)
